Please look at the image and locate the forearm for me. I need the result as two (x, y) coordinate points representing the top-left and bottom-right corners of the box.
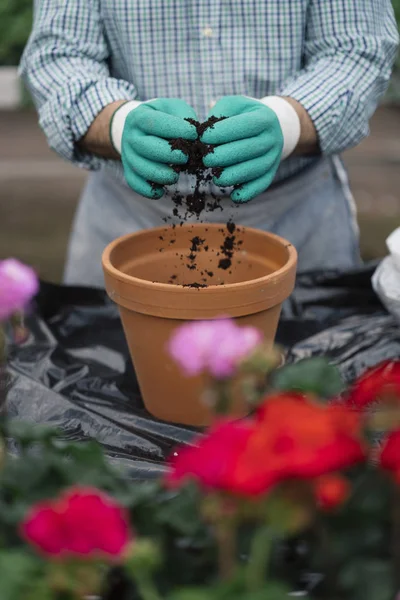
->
(260, 95), (319, 159)
(283, 97), (319, 156)
(78, 100), (126, 159)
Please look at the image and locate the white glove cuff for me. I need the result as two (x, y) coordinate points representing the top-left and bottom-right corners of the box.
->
(110, 100), (143, 155)
(259, 96), (301, 160)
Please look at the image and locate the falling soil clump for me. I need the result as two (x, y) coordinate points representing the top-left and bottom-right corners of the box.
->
(190, 236), (205, 252)
(227, 221), (236, 235)
(212, 167), (224, 179)
(160, 117), (243, 287)
(217, 220), (240, 271)
(185, 235), (206, 272)
(149, 180), (162, 196)
(159, 220), (242, 287)
(168, 115), (226, 220)
(186, 193), (206, 216)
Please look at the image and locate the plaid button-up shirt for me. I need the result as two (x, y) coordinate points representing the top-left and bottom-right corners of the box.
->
(20, 0), (399, 185)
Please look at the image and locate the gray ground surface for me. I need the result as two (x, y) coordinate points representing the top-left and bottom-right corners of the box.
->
(1, 107), (399, 282)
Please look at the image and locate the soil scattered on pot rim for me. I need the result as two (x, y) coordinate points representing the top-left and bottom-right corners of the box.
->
(183, 282), (208, 289)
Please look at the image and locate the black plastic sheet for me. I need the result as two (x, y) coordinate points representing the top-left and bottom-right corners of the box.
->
(5, 263), (400, 479)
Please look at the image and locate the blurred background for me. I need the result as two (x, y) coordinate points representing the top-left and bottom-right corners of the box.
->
(0, 0), (399, 283)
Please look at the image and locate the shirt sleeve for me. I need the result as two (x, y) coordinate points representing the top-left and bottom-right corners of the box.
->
(279, 0), (399, 155)
(19, 0), (138, 170)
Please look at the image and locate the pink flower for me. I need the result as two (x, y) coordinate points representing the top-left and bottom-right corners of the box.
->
(20, 487), (131, 560)
(0, 259), (39, 321)
(168, 318), (262, 379)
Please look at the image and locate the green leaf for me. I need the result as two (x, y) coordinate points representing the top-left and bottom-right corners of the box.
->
(244, 581), (290, 600)
(156, 485), (204, 537)
(168, 580), (289, 600)
(23, 576), (55, 600)
(271, 357), (344, 399)
(169, 579), (244, 600)
(7, 421), (60, 445)
(344, 559), (394, 600)
(0, 432), (132, 539)
(126, 539), (161, 577)
(168, 589), (211, 600)
(0, 550), (40, 600)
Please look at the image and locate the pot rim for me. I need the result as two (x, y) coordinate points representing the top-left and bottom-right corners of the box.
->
(102, 223), (297, 318)
(102, 223), (297, 293)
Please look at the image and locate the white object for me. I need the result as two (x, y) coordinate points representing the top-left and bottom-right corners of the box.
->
(372, 226), (400, 324)
(110, 100), (142, 154)
(259, 96), (301, 160)
(386, 227), (400, 270)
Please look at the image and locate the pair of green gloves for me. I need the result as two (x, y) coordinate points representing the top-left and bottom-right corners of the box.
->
(113, 97), (286, 203)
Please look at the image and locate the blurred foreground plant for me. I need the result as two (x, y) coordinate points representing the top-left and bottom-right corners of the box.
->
(0, 265), (400, 599)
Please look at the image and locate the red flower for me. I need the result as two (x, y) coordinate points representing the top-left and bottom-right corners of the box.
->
(247, 394), (365, 479)
(345, 361), (400, 409)
(167, 394), (365, 498)
(21, 487), (131, 560)
(166, 420), (255, 492)
(380, 429), (400, 483)
(314, 474), (350, 510)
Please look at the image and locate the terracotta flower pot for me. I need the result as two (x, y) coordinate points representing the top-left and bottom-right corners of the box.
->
(102, 223), (297, 426)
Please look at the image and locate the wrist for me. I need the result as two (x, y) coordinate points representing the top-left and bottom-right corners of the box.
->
(110, 100), (143, 154)
(259, 96), (301, 160)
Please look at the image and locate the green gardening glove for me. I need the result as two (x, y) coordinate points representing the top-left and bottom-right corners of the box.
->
(111, 99), (198, 199)
(201, 96), (286, 203)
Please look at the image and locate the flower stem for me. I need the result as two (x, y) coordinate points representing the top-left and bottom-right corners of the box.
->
(0, 325), (7, 411)
(0, 325), (6, 361)
(214, 380), (232, 416)
(392, 486), (400, 589)
(246, 524), (273, 592)
(133, 573), (162, 600)
(215, 517), (237, 581)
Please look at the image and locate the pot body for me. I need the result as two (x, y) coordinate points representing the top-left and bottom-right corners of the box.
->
(102, 223), (297, 426)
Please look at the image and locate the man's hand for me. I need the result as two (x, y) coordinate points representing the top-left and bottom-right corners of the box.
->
(202, 95), (299, 203)
(114, 99), (198, 198)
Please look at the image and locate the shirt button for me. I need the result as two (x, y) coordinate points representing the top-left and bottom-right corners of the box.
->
(209, 99), (217, 109)
(202, 26), (213, 37)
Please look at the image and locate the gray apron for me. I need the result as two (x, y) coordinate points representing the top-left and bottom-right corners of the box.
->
(64, 156), (361, 288)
